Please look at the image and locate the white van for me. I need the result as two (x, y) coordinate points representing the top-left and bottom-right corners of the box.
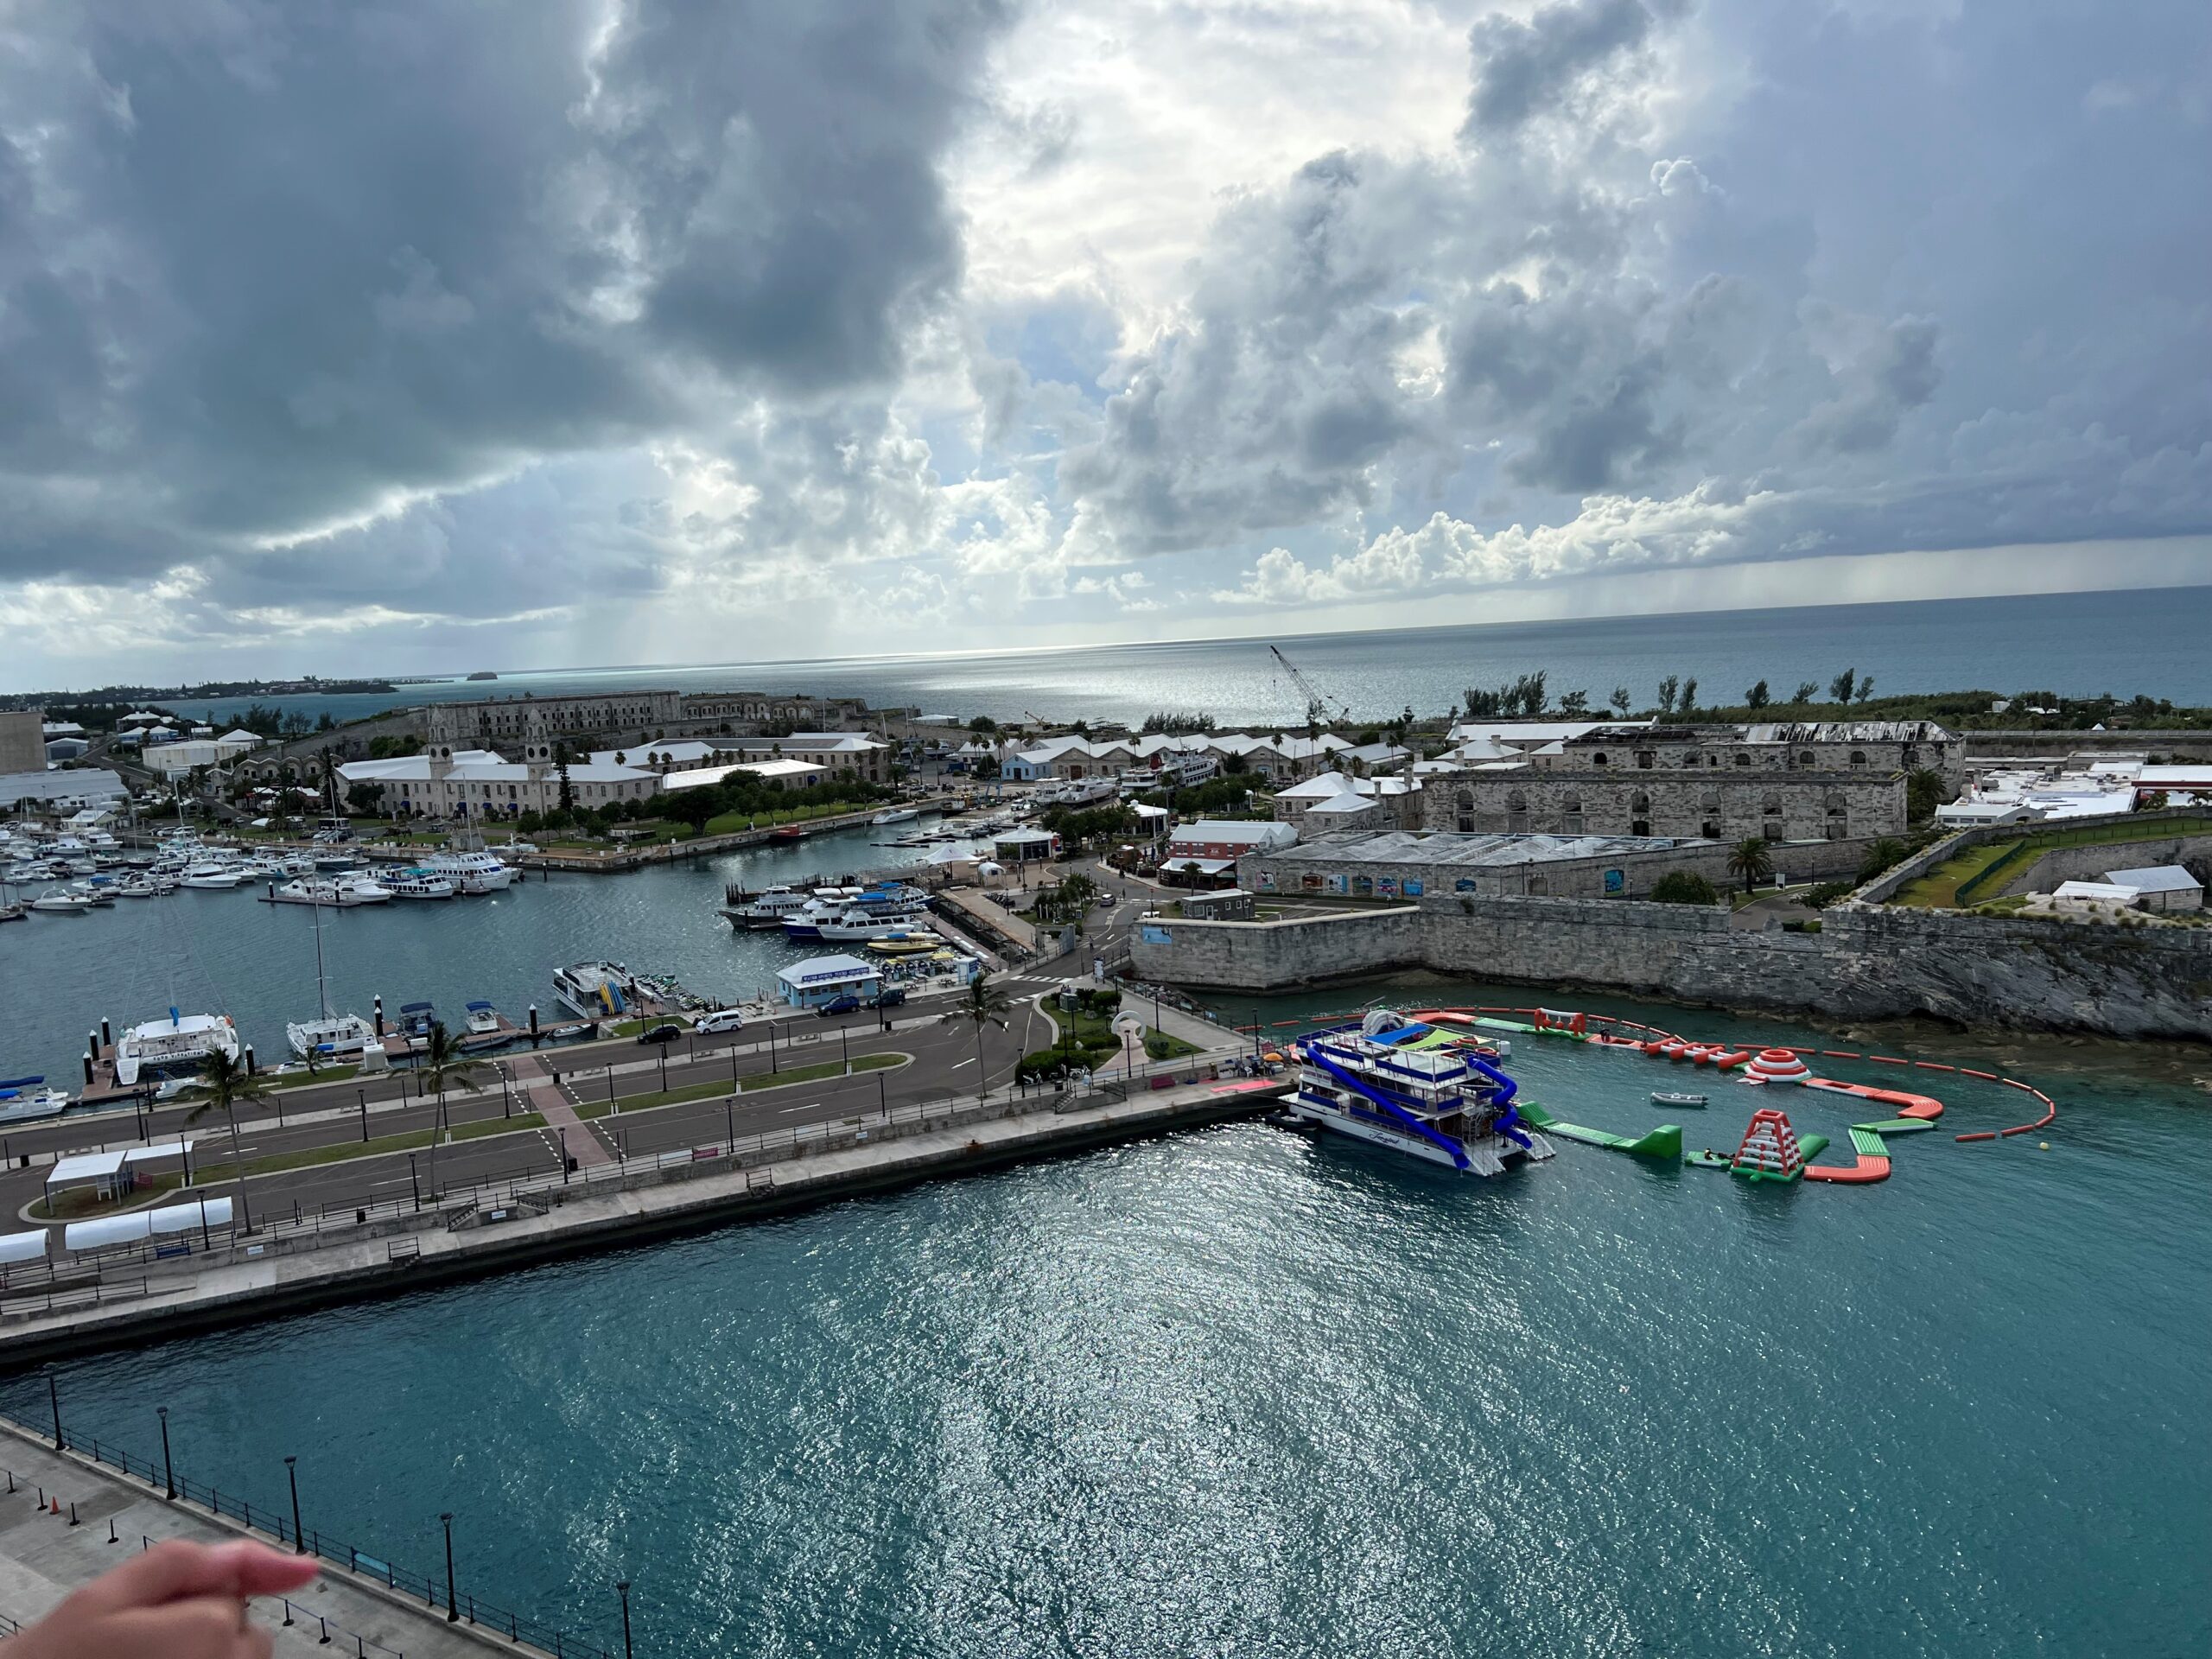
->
(693, 1008), (747, 1035)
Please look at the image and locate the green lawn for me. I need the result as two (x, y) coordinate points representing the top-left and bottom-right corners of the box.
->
(1891, 816), (2212, 908)
(700, 799), (875, 837)
(1041, 1002), (1197, 1063)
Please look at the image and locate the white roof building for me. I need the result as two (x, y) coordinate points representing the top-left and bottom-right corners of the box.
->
(658, 758), (829, 791)
(2101, 864), (2204, 911)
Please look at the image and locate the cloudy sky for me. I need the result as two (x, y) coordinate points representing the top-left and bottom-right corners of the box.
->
(2, 0), (2207, 688)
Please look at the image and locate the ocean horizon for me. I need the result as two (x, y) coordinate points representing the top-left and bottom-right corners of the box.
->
(95, 582), (2212, 730)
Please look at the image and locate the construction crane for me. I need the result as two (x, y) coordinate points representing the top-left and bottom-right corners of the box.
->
(1268, 645), (1351, 738)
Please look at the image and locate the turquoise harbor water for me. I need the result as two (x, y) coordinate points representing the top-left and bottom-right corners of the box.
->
(8, 982), (2209, 1657)
(0, 823), (928, 1086)
(150, 584), (2212, 730)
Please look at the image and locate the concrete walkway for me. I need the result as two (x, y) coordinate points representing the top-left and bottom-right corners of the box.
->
(0, 1423), (525, 1656)
(505, 1056), (610, 1169)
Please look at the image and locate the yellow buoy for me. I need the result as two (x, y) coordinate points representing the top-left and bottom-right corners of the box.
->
(2039, 1141), (2050, 1149)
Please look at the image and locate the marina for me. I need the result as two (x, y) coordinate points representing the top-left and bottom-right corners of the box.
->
(0, 980), (2201, 1658)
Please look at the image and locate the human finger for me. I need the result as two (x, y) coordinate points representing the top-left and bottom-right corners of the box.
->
(77, 1540), (315, 1615)
(101, 1595), (252, 1658)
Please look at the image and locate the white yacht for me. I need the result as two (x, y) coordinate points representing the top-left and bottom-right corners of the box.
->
(871, 806), (921, 826)
(0, 1078), (70, 1126)
(113, 1011), (243, 1087)
(382, 868), (457, 900)
(180, 861), (247, 889)
(286, 1013), (379, 1061)
(816, 909), (936, 944)
(29, 889), (93, 913)
(423, 847), (516, 893)
(265, 875), (391, 906)
(721, 885), (812, 930)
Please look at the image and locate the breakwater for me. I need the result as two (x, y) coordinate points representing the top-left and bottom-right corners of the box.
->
(1135, 893), (2212, 1039)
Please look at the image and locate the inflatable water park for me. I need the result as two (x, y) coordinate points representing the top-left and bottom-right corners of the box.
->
(1268, 1003), (2057, 1190)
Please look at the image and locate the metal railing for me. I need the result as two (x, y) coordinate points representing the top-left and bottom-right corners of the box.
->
(0, 1422), (620, 1659)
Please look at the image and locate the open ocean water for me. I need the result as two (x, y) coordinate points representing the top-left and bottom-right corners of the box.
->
(4, 979), (2208, 1657)
(154, 584), (2212, 731)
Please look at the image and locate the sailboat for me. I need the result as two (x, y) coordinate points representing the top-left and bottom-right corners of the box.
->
(283, 898), (378, 1061)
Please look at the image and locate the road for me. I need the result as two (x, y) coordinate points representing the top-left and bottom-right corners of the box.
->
(6, 972), (1142, 1228)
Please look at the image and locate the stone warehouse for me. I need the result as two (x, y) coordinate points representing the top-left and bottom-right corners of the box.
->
(1426, 721), (1955, 842)
(1242, 828), (1873, 902)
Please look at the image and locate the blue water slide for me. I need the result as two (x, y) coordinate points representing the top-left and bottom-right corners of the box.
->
(1306, 1045), (1471, 1171)
(1460, 1053), (1533, 1149)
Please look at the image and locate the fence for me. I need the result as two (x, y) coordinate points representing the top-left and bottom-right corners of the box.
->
(1, 1417), (623, 1659)
(3, 1051), (1238, 1306)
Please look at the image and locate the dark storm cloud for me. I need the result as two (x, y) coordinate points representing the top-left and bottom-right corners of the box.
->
(1461, 0), (1682, 137)
(0, 0), (1007, 582)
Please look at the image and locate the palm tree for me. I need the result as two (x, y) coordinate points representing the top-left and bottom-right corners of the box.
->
(1726, 836), (1775, 896)
(186, 1048), (269, 1234)
(317, 745), (340, 820)
(938, 975), (1012, 1098)
(1857, 837), (1911, 882)
(417, 1021), (487, 1205)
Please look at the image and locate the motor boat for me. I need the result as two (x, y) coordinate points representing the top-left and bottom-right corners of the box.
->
(180, 861), (247, 889)
(0, 1078), (70, 1125)
(871, 807), (921, 826)
(286, 1013), (379, 1060)
(29, 889), (93, 913)
(464, 1000), (502, 1035)
(382, 868), (457, 899)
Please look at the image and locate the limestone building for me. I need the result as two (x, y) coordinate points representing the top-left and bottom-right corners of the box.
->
(0, 709), (45, 774)
(1425, 721), (1955, 842)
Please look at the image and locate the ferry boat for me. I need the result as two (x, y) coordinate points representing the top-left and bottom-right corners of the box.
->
(780, 888), (870, 940)
(1288, 1012), (1554, 1178)
(817, 910), (935, 944)
(0, 1077), (70, 1125)
(113, 1011), (243, 1086)
(423, 846), (517, 893)
(382, 868), (457, 900)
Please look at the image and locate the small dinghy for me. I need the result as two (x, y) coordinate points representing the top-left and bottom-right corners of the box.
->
(1650, 1090), (1708, 1108)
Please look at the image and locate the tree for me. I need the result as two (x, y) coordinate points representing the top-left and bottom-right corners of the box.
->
(1745, 680), (1770, 710)
(1793, 682), (1818, 705)
(1610, 686), (1632, 716)
(417, 1020), (487, 1206)
(187, 1048), (269, 1233)
(1679, 677), (1699, 713)
(938, 975), (1012, 1097)
(1905, 767), (1948, 823)
(554, 742), (575, 814)
(968, 715), (998, 734)
(2133, 790), (2169, 812)
(1656, 675), (1680, 715)
(1857, 838), (1911, 881)
(1829, 668), (1858, 704)
(1558, 690), (1590, 716)
(1726, 836), (1775, 895)
(316, 745), (340, 817)
(1854, 676), (1876, 704)
(1649, 870), (1719, 906)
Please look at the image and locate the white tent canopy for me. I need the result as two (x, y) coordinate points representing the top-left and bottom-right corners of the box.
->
(0, 1230), (50, 1264)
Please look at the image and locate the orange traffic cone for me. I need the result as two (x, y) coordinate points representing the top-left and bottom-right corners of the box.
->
(48, 1497), (59, 1515)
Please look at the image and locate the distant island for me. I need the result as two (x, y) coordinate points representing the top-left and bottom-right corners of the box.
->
(467, 670), (499, 681)
(2, 675), (397, 709)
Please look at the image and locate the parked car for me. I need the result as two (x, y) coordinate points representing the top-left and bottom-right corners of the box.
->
(636, 1022), (684, 1046)
(817, 993), (862, 1017)
(871, 987), (906, 1009)
(692, 1008), (746, 1034)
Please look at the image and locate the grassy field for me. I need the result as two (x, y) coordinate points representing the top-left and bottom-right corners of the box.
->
(1040, 1002), (1198, 1062)
(1891, 816), (2212, 908)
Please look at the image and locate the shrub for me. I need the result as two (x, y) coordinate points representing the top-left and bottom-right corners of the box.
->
(1802, 880), (1858, 909)
(1649, 870), (1720, 906)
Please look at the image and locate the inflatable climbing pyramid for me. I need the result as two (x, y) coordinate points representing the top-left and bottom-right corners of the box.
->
(1730, 1107), (1806, 1183)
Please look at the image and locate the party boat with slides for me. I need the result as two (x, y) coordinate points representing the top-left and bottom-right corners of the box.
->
(1288, 1009), (1554, 1177)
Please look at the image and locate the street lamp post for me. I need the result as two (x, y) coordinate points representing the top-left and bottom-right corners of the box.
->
(47, 1372), (61, 1449)
(407, 1154), (420, 1212)
(358, 1088), (368, 1143)
(617, 1582), (633, 1659)
(285, 1456), (304, 1554)
(441, 1513), (458, 1622)
(158, 1407), (175, 1499)
(840, 1025), (849, 1077)
(724, 1096), (735, 1158)
(876, 1071), (887, 1121)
